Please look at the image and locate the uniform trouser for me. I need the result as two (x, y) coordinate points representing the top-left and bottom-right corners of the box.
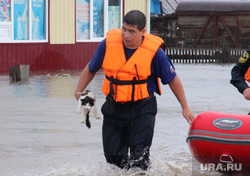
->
(101, 95), (157, 170)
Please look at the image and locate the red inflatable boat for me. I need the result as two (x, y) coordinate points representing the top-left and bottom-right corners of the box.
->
(187, 111), (250, 174)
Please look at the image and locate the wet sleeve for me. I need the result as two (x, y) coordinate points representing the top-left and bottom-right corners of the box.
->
(230, 60), (250, 94)
(88, 39), (106, 73)
(151, 48), (176, 85)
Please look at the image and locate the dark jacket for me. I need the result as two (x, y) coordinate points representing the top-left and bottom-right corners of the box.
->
(230, 49), (250, 94)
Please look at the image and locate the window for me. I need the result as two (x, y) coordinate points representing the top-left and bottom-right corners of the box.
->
(76, 0), (123, 42)
(93, 0), (104, 38)
(0, 0), (48, 42)
(76, 0), (90, 40)
(108, 0), (120, 31)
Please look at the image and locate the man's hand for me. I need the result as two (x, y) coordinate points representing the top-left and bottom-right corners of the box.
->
(74, 64), (96, 101)
(243, 88), (250, 100)
(182, 108), (195, 124)
(75, 91), (85, 101)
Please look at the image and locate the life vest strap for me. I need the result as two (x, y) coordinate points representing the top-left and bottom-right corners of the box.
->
(105, 75), (153, 85)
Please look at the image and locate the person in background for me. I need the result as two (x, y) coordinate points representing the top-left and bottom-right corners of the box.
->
(75, 10), (195, 171)
(230, 49), (250, 101)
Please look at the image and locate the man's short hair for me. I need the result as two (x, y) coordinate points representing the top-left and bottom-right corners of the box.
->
(123, 10), (146, 31)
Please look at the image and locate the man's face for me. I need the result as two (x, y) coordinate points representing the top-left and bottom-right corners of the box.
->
(121, 22), (145, 49)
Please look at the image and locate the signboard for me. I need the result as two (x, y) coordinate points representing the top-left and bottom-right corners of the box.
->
(0, 26), (11, 40)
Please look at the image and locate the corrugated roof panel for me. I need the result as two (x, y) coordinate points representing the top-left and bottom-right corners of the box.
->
(176, 1), (250, 13)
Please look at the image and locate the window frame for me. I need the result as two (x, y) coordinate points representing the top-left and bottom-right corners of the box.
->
(76, 0), (123, 42)
(0, 0), (48, 43)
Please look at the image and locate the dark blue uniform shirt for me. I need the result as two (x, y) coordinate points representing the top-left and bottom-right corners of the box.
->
(89, 38), (176, 95)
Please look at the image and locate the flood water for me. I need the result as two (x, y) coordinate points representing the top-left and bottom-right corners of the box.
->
(0, 64), (249, 176)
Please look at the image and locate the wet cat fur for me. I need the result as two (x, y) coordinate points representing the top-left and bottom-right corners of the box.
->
(77, 90), (100, 128)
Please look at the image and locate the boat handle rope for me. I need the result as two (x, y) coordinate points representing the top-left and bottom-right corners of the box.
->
(219, 154), (234, 163)
(220, 154), (250, 175)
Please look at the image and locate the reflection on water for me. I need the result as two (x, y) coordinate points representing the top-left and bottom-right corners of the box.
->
(6, 72), (79, 98)
(0, 65), (249, 176)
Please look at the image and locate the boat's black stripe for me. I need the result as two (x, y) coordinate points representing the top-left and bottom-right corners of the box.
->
(187, 134), (250, 145)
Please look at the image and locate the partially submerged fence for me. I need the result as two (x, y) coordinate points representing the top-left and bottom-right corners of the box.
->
(166, 48), (246, 63)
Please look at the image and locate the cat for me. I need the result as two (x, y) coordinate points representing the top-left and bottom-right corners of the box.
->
(76, 90), (100, 128)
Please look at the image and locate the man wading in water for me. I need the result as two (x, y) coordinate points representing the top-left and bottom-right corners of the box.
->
(75, 10), (195, 171)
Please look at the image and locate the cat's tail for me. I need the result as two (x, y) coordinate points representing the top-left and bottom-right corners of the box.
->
(86, 112), (91, 128)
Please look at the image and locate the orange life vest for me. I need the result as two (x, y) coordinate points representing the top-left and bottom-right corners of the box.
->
(244, 67), (250, 82)
(101, 29), (163, 102)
